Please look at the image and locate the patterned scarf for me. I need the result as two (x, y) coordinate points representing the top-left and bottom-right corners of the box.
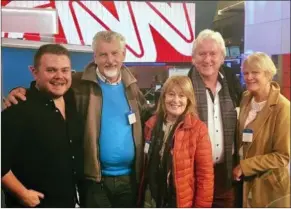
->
(190, 66), (237, 188)
(147, 114), (182, 207)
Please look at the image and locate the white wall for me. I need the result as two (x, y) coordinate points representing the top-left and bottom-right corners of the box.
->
(244, 1), (290, 55)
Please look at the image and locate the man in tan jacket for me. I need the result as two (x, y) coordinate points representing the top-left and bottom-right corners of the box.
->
(3, 31), (149, 208)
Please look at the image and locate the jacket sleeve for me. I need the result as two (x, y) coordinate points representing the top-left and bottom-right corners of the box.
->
(240, 101), (290, 176)
(193, 123), (214, 208)
(223, 65), (244, 107)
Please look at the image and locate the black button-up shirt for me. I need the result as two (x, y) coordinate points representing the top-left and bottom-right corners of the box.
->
(1, 82), (84, 207)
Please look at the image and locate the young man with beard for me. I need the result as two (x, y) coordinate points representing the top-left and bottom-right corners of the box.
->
(1, 44), (83, 208)
(188, 29), (243, 207)
(3, 31), (149, 207)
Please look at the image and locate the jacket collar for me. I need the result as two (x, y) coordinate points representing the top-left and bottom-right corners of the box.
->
(145, 113), (197, 131)
(190, 65), (226, 85)
(81, 61), (137, 88)
(239, 81), (281, 145)
(28, 81), (75, 106)
(242, 81), (280, 107)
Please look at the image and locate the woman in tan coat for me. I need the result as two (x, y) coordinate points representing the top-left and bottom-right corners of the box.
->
(233, 52), (290, 207)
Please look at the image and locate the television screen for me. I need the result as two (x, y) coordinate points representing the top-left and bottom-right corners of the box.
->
(229, 46), (240, 57)
(225, 47), (230, 57)
(168, 68), (190, 77)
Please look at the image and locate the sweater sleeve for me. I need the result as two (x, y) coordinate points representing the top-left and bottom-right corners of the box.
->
(193, 123), (214, 208)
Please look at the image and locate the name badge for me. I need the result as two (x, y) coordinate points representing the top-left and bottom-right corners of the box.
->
(144, 141), (150, 154)
(242, 129), (253, 142)
(127, 111), (136, 125)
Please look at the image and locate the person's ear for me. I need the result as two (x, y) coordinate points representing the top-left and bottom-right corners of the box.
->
(30, 66), (38, 79)
(28, 65), (34, 73)
(191, 57), (195, 66)
(122, 48), (126, 61)
(93, 53), (98, 64)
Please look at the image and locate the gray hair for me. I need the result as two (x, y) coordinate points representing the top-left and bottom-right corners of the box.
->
(92, 30), (126, 52)
(192, 29), (226, 57)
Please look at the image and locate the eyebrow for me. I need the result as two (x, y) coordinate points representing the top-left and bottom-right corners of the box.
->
(46, 67), (70, 70)
(98, 52), (107, 55)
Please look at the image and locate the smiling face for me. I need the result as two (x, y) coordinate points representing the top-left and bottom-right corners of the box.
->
(243, 67), (270, 95)
(93, 38), (126, 81)
(242, 52), (276, 97)
(164, 85), (188, 121)
(192, 38), (224, 79)
(32, 53), (71, 98)
(156, 76), (197, 121)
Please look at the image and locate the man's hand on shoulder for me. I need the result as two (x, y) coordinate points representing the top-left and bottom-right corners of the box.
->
(3, 87), (27, 109)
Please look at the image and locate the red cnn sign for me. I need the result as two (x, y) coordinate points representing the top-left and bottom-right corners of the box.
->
(2, 1), (195, 62)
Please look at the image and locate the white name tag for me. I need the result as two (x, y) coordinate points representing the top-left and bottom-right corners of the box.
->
(242, 129), (253, 143)
(127, 112), (136, 125)
(144, 142), (150, 154)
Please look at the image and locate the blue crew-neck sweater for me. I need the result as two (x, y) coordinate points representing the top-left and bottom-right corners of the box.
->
(98, 79), (135, 176)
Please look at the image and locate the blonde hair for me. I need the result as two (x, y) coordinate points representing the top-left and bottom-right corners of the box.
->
(192, 29), (226, 57)
(243, 52), (277, 79)
(92, 30), (126, 52)
(155, 76), (198, 117)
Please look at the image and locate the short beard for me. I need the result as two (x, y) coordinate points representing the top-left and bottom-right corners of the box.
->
(103, 68), (119, 78)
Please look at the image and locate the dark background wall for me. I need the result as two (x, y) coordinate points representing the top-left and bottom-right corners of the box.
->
(194, 1), (218, 36)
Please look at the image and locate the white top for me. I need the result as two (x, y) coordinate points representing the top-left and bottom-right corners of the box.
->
(244, 98), (267, 129)
(239, 98), (267, 160)
(206, 81), (224, 164)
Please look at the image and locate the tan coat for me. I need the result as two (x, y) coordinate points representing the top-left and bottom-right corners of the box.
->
(71, 62), (147, 182)
(237, 81), (290, 207)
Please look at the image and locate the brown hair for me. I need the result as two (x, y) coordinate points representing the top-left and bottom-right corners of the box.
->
(34, 44), (70, 69)
(155, 75), (198, 117)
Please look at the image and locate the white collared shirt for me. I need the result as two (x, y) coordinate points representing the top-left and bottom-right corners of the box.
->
(206, 75), (224, 164)
(96, 67), (122, 85)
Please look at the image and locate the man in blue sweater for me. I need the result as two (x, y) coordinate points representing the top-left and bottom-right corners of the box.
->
(3, 31), (150, 207)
